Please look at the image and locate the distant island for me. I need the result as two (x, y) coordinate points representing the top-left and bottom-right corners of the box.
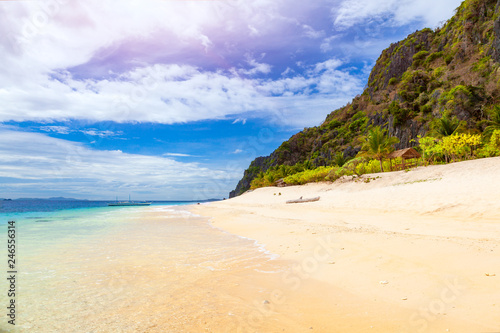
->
(12, 197), (87, 201)
(4, 197), (222, 202)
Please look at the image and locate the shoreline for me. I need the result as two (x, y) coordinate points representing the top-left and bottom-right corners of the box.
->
(192, 157), (500, 332)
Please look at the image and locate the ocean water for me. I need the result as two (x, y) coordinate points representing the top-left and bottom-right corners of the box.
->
(0, 199), (195, 214)
(0, 201), (305, 332)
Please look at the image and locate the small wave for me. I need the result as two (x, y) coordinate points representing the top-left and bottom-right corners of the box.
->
(162, 209), (200, 218)
(151, 207), (175, 212)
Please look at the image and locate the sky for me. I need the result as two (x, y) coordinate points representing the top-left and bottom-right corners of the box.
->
(0, 0), (463, 200)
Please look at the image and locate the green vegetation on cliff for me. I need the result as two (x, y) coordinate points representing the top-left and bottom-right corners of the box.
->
(230, 0), (500, 197)
(247, 129), (499, 190)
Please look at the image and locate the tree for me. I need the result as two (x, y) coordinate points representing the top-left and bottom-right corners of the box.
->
(484, 105), (500, 137)
(333, 152), (347, 167)
(417, 135), (443, 163)
(441, 133), (481, 161)
(359, 127), (399, 172)
(431, 113), (463, 137)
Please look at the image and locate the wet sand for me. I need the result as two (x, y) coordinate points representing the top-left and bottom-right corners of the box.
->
(193, 157), (500, 332)
(5, 207), (342, 332)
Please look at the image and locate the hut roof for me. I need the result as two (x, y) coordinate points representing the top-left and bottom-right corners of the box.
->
(387, 147), (421, 159)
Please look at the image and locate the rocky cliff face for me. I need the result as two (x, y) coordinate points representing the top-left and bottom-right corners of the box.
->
(229, 156), (274, 198)
(230, 0), (500, 197)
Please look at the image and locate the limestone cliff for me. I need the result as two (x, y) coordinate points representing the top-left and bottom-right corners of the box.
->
(230, 0), (500, 197)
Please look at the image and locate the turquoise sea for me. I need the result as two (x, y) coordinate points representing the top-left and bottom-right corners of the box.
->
(0, 200), (293, 332)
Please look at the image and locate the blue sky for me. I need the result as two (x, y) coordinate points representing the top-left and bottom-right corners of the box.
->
(0, 0), (463, 200)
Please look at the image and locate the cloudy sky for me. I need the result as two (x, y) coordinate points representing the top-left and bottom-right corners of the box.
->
(0, 0), (462, 200)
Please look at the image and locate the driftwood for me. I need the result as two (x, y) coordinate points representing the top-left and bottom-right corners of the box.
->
(286, 196), (320, 204)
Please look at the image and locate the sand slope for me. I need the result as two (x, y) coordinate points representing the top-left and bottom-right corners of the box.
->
(193, 157), (500, 332)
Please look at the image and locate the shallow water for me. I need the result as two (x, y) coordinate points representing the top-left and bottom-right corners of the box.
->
(0, 205), (311, 332)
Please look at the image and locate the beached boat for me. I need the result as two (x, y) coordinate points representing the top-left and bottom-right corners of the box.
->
(108, 195), (151, 206)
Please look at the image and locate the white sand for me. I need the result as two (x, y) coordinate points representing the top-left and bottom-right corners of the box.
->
(193, 157), (500, 332)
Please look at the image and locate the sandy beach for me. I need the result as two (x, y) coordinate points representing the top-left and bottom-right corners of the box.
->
(192, 157), (500, 332)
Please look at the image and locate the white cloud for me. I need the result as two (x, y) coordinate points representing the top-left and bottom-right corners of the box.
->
(0, 0), (286, 81)
(333, 0), (463, 30)
(0, 129), (240, 200)
(232, 118), (247, 125)
(232, 149), (243, 154)
(0, 0), (462, 131)
(39, 125), (72, 134)
(314, 59), (343, 73)
(248, 25), (260, 36)
(240, 58), (273, 76)
(281, 67), (295, 77)
(163, 153), (192, 157)
(302, 24), (325, 39)
(0, 0), (373, 129)
(0, 60), (364, 127)
(39, 126), (122, 138)
(81, 129), (122, 138)
(320, 36), (340, 53)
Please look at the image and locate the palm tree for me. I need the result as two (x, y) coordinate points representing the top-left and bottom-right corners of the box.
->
(359, 126), (399, 172)
(484, 105), (500, 136)
(431, 113), (462, 137)
(333, 152), (347, 167)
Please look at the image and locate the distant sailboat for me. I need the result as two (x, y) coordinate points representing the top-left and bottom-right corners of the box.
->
(108, 195), (151, 206)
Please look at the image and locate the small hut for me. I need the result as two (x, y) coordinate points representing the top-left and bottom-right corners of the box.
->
(387, 148), (421, 171)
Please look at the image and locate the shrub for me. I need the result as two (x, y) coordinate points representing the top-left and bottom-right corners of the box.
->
(333, 152), (347, 167)
(327, 119), (342, 130)
(439, 85), (473, 111)
(472, 56), (491, 77)
(387, 101), (411, 127)
(250, 163), (308, 189)
(283, 166), (337, 185)
(420, 104), (433, 114)
(326, 157), (366, 180)
(441, 133), (482, 161)
(413, 50), (430, 61)
(418, 133), (481, 163)
(478, 130), (500, 157)
(424, 51), (444, 65)
(433, 66), (446, 78)
(416, 92), (430, 106)
(444, 54), (453, 65)
(418, 135), (444, 162)
(348, 117), (367, 133)
(399, 70), (430, 101)
(355, 159), (381, 174)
